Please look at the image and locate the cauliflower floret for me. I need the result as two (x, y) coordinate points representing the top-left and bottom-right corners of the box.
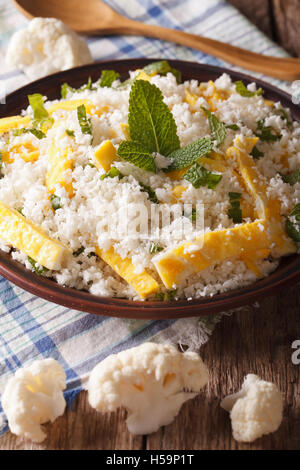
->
(6, 18), (92, 80)
(88, 342), (209, 435)
(1, 358), (66, 443)
(221, 374), (283, 442)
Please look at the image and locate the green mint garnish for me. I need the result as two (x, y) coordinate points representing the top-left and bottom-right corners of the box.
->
(128, 80), (180, 157)
(100, 166), (124, 180)
(27, 256), (48, 275)
(166, 137), (213, 171)
(17, 207), (24, 216)
(12, 128), (46, 139)
(139, 182), (158, 203)
(250, 145), (264, 159)
(50, 194), (62, 210)
(28, 93), (53, 129)
(225, 124), (240, 131)
(228, 191), (242, 223)
(73, 246), (85, 257)
(201, 107), (226, 147)
(149, 242), (164, 254)
(143, 61), (181, 84)
(87, 162), (96, 168)
(66, 129), (75, 137)
(155, 289), (178, 301)
(235, 80), (263, 97)
(280, 169), (300, 186)
(77, 105), (92, 137)
(285, 203), (300, 242)
(274, 108), (293, 129)
(117, 141), (156, 173)
(184, 162), (222, 189)
(255, 119), (282, 142)
(61, 77), (96, 98)
(97, 70), (120, 88)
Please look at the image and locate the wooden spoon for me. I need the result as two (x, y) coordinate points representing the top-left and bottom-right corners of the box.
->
(13, 0), (300, 81)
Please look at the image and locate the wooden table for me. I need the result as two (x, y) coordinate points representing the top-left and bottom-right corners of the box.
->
(1, 284), (299, 450)
(1, 0), (300, 451)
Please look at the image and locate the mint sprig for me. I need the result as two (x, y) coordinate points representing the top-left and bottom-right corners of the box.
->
(77, 105), (92, 137)
(98, 70), (120, 88)
(235, 80), (263, 97)
(117, 141), (156, 173)
(128, 80), (180, 157)
(166, 137), (212, 171)
(202, 107), (226, 147)
(184, 162), (222, 189)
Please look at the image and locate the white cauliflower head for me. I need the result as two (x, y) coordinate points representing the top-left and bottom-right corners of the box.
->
(221, 374), (283, 443)
(88, 342), (209, 435)
(1, 358), (66, 443)
(6, 17), (92, 80)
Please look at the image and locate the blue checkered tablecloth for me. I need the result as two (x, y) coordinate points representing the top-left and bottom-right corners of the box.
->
(0, 0), (293, 437)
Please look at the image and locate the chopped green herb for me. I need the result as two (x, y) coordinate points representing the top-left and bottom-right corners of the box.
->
(166, 137), (213, 171)
(17, 207), (24, 216)
(184, 162), (222, 189)
(255, 119), (282, 142)
(128, 80), (180, 156)
(202, 107), (226, 146)
(139, 182), (158, 203)
(228, 191), (242, 223)
(250, 145), (264, 159)
(61, 77), (96, 99)
(117, 141), (156, 173)
(186, 207), (197, 222)
(27, 256), (48, 275)
(225, 123), (240, 131)
(98, 70), (120, 88)
(28, 93), (53, 129)
(100, 166), (124, 180)
(87, 162), (96, 168)
(66, 129), (75, 137)
(77, 105), (92, 137)
(155, 289), (178, 301)
(73, 246), (85, 257)
(285, 203), (300, 242)
(235, 80), (263, 97)
(280, 168), (300, 186)
(143, 60), (181, 84)
(274, 108), (293, 129)
(50, 194), (62, 210)
(12, 128), (46, 139)
(149, 242), (164, 254)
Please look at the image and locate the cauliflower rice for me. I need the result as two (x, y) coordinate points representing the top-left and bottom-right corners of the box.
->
(0, 63), (299, 301)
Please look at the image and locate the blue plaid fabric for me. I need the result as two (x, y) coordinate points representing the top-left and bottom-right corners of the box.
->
(0, 0), (292, 436)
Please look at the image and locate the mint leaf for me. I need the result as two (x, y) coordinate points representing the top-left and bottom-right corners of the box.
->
(250, 145), (264, 159)
(235, 80), (263, 97)
(66, 129), (75, 137)
(28, 93), (53, 129)
(100, 166), (124, 180)
(184, 162), (222, 189)
(118, 141), (156, 173)
(98, 70), (120, 88)
(285, 203), (300, 242)
(12, 128), (46, 139)
(139, 182), (158, 203)
(149, 242), (163, 254)
(27, 256), (48, 275)
(166, 137), (212, 171)
(143, 61), (181, 84)
(61, 77), (96, 98)
(50, 194), (62, 210)
(280, 169), (300, 186)
(255, 119), (281, 142)
(77, 105), (92, 136)
(225, 123), (240, 131)
(128, 80), (180, 157)
(202, 107), (226, 146)
(228, 192), (242, 223)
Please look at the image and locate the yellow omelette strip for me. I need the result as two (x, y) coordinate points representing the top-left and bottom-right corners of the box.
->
(94, 140), (117, 172)
(0, 201), (71, 270)
(0, 115), (31, 133)
(46, 142), (74, 197)
(2, 142), (40, 164)
(153, 220), (271, 289)
(95, 247), (159, 299)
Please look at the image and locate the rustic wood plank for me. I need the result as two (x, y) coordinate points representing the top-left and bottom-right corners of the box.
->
(0, 284), (299, 449)
(272, 0), (300, 57)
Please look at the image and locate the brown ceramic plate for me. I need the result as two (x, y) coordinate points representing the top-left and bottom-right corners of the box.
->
(1, 59), (300, 319)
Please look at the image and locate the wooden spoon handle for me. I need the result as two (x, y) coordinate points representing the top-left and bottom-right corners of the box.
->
(112, 19), (300, 82)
